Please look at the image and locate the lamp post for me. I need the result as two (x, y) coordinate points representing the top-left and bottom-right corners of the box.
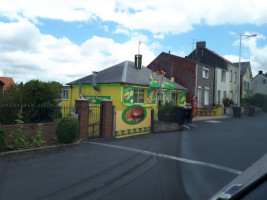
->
(238, 33), (257, 107)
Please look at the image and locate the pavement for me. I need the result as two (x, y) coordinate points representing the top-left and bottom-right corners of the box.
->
(192, 115), (232, 121)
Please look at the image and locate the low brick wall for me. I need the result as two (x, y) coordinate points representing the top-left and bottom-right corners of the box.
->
(153, 121), (183, 133)
(4, 122), (58, 143)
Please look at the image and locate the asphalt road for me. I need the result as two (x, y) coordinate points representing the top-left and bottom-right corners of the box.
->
(0, 114), (267, 200)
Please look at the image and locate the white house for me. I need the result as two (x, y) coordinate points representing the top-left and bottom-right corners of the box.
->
(252, 71), (267, 95)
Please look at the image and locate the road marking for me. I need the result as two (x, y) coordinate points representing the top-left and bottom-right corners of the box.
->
(204, 120), (222, 123)
(84, 142), (242, 175)
(182, 125), (190, 130)
(187, 124), (198, 127)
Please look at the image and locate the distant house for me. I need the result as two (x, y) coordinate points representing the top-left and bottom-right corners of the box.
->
(233, 62), (253, 98)
(0, 77), (15, 91)
(251, 71), (267, 95)
(147, 52), (215, 107)
(187, 41), (239, 105)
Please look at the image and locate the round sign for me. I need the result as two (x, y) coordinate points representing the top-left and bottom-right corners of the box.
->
(122, 105), (147, 125)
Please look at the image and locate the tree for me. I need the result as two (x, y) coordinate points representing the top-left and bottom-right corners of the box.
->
(0, 80), (62, 124)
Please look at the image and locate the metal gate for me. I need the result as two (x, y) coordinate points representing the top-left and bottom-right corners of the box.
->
(88, 104), (102, 138)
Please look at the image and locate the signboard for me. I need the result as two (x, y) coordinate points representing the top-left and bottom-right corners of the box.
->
(149, 74), (159, 88)
(116, 105), (151, 138)
(161, 81), (174, 89)
(178, 91), (186, 106)
(147, 88), (156, 104)
(84, 96), (110, 104)
(123, 87), (134, 103)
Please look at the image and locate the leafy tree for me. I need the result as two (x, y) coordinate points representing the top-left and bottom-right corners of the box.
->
(0, 80), (62, 124)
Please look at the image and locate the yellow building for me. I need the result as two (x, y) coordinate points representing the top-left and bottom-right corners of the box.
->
(62, 60), (187, 138)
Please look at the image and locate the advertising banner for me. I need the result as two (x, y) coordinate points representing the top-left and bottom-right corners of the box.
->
(149, 74), (159, 88)
(178, 91), (186, 106)
(147, 88), (156, 104)
(116, 105), (151, 138)
(123, 87), (134, 103)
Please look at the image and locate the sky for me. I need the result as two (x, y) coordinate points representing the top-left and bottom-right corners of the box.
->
(0, 0), (267, 84)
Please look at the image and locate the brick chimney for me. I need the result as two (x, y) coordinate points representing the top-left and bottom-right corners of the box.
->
(196, 41), (206, 48)
(259, 71), (263, 74)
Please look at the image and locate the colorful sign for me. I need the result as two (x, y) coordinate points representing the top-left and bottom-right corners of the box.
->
(84, 96), (110, 104)
(122, 105), (147, 125)
(149, 74), (160, 88)
(178, 91), (186, 106)
(123, 87), (134, 103)
(161, 81), (174, 89)
(116, 105), (151, 138)
(165, 91), (172, 103)
(147, 88), (156, 104)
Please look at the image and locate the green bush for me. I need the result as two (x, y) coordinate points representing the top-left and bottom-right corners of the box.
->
(241, 93), (267, 112)
(0, 124), (6, 152)
(56, 117), (79, 144)
(222, 97), (234, 107)
(158, 103), (175, 122)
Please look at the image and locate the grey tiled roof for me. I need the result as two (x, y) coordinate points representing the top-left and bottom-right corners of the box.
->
(67, 60), (187, 91)
(233, 62), (250, 76)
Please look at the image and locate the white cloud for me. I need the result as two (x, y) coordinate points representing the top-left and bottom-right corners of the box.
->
(0, 20), (156, 84)
(1, 0), (267, 35)
(225, 35), (267, 77)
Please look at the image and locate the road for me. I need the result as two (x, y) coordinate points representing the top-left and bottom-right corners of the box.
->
(0, 114), (267, 200)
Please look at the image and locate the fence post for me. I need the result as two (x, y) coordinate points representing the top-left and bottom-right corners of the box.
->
(100, 100), (113, 138)
(75, 99), (89, 140)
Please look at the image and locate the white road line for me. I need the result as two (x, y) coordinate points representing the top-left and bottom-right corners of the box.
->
(84, 142), (242, 175)
(204, 120), (222, 123)
(182, 125), (190, 130)
(187, 124), (198, 127)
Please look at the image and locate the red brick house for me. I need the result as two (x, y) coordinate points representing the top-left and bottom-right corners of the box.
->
(147, 52), (214, 106)
(0, 77), (15, 91)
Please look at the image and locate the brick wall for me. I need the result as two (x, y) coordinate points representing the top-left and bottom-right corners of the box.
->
(4, 122), (58, 143)
(147, 52), (196, 104)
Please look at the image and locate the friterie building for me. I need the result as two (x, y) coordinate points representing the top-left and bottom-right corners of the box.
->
(62, 58), (188, 138)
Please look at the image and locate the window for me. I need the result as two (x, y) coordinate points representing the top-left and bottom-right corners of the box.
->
(223, 91), (227, 98)
(230, 91), (233, 100)
(244, 81), (247, 90)
(134, 88), (144, 103)
(230, 70), (233, 82)
(234, 72), (237, 83)
(263, 79), (266, 84)
(218, 90), (221, 104)
(62, 88), (69, 100)
(203, 68), (209, 79)
(247, 82), (250, 90)
(221, 70), (226, 82)
(204, 88), (209, 105)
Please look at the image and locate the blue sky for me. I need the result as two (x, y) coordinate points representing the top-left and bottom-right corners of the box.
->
(0, 0), (267, 84)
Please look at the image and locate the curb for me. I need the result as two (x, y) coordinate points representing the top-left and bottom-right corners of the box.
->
(0, 139), (82, 157)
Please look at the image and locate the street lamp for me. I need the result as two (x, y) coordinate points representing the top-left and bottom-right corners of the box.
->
(238, 33), (257, 107)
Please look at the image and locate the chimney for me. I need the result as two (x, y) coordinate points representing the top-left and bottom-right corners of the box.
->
(196, 41), (206, 48)
(259, 71), (263, 74)
(92, 71), (100, 91)
(135, 54), (142, 69)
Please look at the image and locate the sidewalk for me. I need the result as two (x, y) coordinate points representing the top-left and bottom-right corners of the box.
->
(192, 115), (231, 121)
